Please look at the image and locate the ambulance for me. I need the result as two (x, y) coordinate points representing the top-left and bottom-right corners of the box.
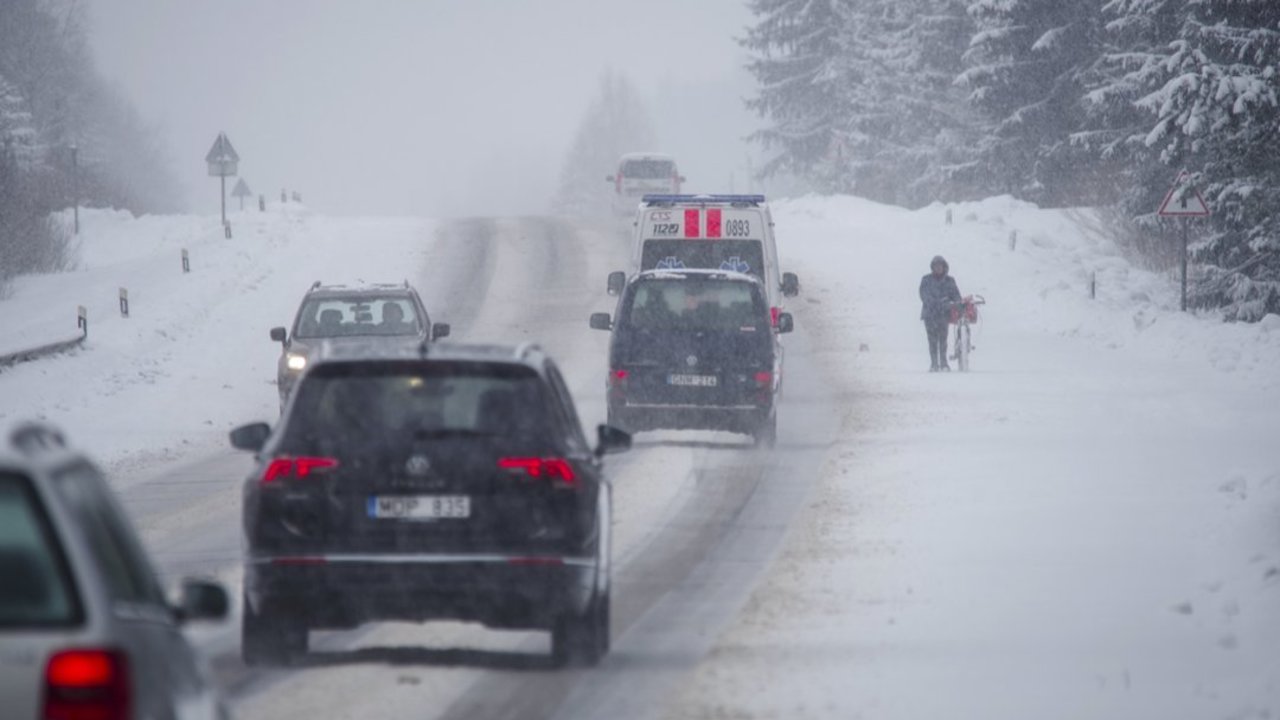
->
(606, 194), (800, 327)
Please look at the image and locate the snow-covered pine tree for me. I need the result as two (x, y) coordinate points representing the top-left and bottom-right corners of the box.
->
(1110, 0), (1280, 320)
(958, 0), (1105, 203)
(835, 0), (979, 205)
(741, 0), (851, 190)
(553, 70), (656, 215)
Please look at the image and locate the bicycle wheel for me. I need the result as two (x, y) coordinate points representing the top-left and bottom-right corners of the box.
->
(956, 324), (970, 371)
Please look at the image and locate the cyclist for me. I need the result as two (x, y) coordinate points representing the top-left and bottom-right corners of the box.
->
(919, 255), (962, 372)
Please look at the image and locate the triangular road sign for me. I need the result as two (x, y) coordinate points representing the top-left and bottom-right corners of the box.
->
(1157, 170), (1210, 217)
(204, 132), (240, 163)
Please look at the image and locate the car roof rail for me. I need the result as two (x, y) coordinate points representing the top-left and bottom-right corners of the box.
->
(9, 422), (68, 456)
(514, 342), (541, 361)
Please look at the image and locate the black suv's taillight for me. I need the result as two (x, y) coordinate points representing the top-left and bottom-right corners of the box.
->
(498, 457), (577, 489)
(261, 456), (339, 483)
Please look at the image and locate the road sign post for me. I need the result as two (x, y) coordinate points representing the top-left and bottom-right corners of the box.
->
(232, 178), (252, 211)
(1156, 170), (1211, 312)
(205, 132), (240, 230)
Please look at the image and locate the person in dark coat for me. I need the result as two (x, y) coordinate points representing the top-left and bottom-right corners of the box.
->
(919, 255), (962, 371)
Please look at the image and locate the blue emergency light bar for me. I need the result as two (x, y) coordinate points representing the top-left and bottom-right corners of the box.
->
(641, 194), (767, 206)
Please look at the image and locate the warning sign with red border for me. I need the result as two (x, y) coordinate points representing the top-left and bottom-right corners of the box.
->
(1157, 170), (1211, 217)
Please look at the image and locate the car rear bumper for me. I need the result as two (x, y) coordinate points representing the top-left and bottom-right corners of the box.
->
(245, 553), (597, 630)
(611, 402), (771, 435)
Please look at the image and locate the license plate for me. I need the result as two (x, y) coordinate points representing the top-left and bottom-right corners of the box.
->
(667, 374), (718, 387)
(367, 495), (470, 520)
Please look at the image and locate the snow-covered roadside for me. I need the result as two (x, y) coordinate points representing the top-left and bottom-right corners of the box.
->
(0, 205), (438, 487)
(666, 195), (1280, 719)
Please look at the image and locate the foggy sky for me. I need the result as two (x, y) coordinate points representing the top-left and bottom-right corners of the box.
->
(89, 0), (759, 217)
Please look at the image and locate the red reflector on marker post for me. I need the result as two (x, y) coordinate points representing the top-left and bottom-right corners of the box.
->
(684, 208), (700, 238)
(706, 208), (722, 238)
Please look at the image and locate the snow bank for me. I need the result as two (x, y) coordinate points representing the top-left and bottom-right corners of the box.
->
(667, 193), (1280, 719)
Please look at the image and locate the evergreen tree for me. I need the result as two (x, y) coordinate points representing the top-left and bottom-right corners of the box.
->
(741, 0), (850, 188)
(554, 70), (656, 215)
(835, 0), (979, 205)
(958, 0), (1105, 203)
(1091, 0), (1279, 319)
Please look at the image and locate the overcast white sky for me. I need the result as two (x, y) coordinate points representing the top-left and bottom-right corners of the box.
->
(88, 0), (760, 217)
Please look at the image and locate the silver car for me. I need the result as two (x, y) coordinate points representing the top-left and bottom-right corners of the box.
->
(0, 423), (230, 720)
(270, 281), (450, 407)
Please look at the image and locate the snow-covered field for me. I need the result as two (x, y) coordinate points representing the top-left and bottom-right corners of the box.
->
(667, 195), (1280, 719)
(1, 194), (1277, 718)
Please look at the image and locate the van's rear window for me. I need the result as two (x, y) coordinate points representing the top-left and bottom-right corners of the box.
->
(0, 473), (83, 628)
(621, 159), (675, 179)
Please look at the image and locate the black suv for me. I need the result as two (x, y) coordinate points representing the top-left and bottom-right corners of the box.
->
(229, 342), (630, 667)
(270, 281), (450, 406)
(590, 269), (792, 446)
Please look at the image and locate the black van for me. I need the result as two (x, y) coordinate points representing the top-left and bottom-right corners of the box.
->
(590, 269), (793, 446)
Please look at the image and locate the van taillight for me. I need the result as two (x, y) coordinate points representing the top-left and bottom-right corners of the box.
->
(262, 456), (339, 483)
(609, 368), (628, 385)
(754, 371), (773, 388)
(43, 649), (130, 720)
(498, 457), (577, 488)
(770, 306), (780, 327)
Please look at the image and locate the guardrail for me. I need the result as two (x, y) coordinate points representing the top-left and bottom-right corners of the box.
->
(0, 306), (88, 371)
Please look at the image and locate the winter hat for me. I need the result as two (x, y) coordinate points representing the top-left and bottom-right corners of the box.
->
(930, 255), (949, 272)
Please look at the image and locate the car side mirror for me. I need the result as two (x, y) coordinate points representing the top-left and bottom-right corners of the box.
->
(589, 312), (612, 331)
(269, 326), (287, 346)
(605, 175), (615, 183)
(229, 422), (271, 452)
(781, 272), (800, 297)
(595, 424), (631, 457)
(606, 271), (626, 296)
(431, 323), (451, 341)
(176, 579), (229, 623)
(777, 312), (794, 334)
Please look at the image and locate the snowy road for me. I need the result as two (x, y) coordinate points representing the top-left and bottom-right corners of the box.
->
(5, 197), (1275, 718)
(113, 215), (838, 719)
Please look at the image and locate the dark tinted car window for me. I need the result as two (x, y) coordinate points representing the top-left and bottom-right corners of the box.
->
(52, 465), (165, 608)
(0, 473), (82, 627)
(641, 239), (765, 279)
(283, 361), (553, 452)
(294, 296), (421, 339)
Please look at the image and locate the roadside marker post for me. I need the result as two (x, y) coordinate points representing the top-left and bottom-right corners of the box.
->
(77, 306), (87, 337)
(119, 288), (129, 318)
(1156, 170), (1212, 312)
(181, 249), (190, 273)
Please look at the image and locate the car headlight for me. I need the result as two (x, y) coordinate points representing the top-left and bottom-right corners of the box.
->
(286, 353), (307, 371)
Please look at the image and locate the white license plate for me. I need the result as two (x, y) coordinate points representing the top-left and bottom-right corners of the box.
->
(367, 495), (470, 520)
(667, 374), (718, 387)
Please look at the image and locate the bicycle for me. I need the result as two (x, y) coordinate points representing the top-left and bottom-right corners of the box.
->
(948, 294), (985, 372)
